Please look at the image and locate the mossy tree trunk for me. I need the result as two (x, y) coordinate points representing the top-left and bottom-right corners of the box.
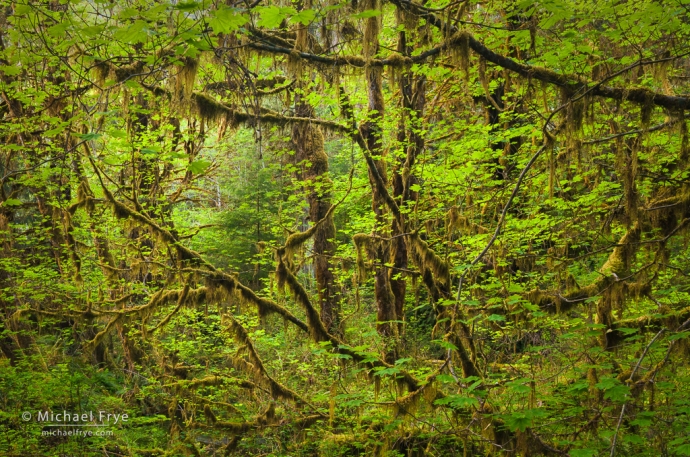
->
(292, 100), (340, 333)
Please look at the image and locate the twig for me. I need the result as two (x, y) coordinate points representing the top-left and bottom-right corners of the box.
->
(610, 328), (665, 457)
(454, 143), (547, 301)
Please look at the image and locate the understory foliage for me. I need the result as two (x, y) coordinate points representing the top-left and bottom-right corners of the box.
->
(2, 0), (690, 455)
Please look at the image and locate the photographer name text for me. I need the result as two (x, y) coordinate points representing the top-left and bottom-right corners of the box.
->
(32, 411), (128, 424)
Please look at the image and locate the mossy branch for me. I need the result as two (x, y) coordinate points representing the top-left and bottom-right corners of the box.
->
(83, 151), (309, 333)
(409, 232), (451, 288)
(281, 170), (352, 258)
(168, 375), (256, 391)
(607, 306), (690, 342)
(529, 221), (643, 313)
(190, 403), (277, 434)
(275, 256), (331, 342)
(224, 315), (313, 406)
(390, 0), (690, 111)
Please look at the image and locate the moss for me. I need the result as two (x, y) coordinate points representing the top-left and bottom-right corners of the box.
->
(186, 375), (225, 389)
(224, 315), (305, 403)
(626, 280), (651, 300)
(448, 329), (480, 378)
(92, 60), (110, 86)
(90, 171), (308, 330)
(85, 313), (123, 351)
(176, 57), (198, 102)
(282, 202), (336, 258)
(352, 233), (372, 282)
(456, 32), (470, 77)
(193, 92), (231, 124)
(385, 53), (405, 68)
(362, 0), (380, 59)
(202, 404), (216, 424)
(410, 232), (451, 287)
(446, 206), (487, 235)
(114, 61), (145, 83)
(680, 119), (689, 165)
(202, 420), (252, 434)
(275, 257), (331, 342)
(600, 222), (641, 276)
(150, 284), (190, 332)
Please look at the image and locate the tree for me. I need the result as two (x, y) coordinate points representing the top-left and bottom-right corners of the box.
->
(1, 0), (690, 455)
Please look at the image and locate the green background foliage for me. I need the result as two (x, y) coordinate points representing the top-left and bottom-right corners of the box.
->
(1, 0), (690, 455)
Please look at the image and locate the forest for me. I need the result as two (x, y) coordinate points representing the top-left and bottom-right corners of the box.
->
(1, 0), (690, 455)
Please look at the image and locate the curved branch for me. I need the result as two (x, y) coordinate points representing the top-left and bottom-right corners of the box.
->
(390, 0), (690, 111)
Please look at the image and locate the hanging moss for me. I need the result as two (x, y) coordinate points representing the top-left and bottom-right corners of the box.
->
(150, 284), (190, 332)
(193, 92), (232, 125)
(599, 222), (641, 276)
(448, 328), (480, 378)
(680, 118), (689, 165)
(275, 255), (331, 342)
(85, 313), (124, 351)
(352, 233), (373, 282)
(224, 315), (306, 404)
(202, 404), (217, 425)
(409, 232), (451, 288)
(446, 206), (487, 235)
(393, 370), (440, 418)
(282, 202), (337, 259)
(176, 57), (198, 103)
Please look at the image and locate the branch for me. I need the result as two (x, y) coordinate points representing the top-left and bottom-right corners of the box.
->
(610, 328), (666, 457)
(455, 144), (548, 301)
(390, 0), (690, 111)
(82, 153), (310, 334)
(245, 40), (441, 68)
(584, 114), (690, 145)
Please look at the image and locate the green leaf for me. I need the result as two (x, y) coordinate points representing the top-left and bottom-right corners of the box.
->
(290, 9), (316, 25)
(81, 25), (105, 37)
(503, 408), (546, 432)
(209, 8), (248, 34)
(47, 22), (70, 38)
(507, 378), (532, 394)
(431, 339), (458, 350)
(256, 6), (296, 28)
(629, 411), (654, 427)
(603, 384), (630, 402)
(2, 199), (23, 207)
(569, 450), (597, 457)
(596, 377), (630, 402)
(188, 159), (212, 174)
(103, 155), (123, 165)
(351, 9), (381, 19)
(0, 66), (21, 76)
(13, 4), (32, 15)
(436, 374), (456, 383)
(75, 132), (102, 141)
(674, 443), (690, 456)
(113, 20), (148, 44)
(505, 413), (531, 432)
(623, 434), (645, 445)
(434, 394), (478, 409)
(373, 366), (400, 376)
(175, 1), (201, 11)
(668, 331), (690, 341)
(140, 147), (160, 156)
(566, 381), (589, 394)
(615, 327), (638, 336)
